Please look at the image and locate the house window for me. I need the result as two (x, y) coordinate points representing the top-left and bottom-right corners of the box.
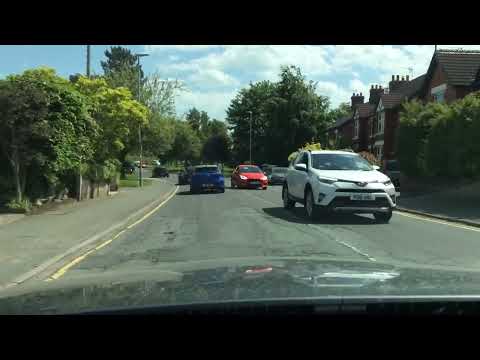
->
(354, 118), (359, 139)
(377, 112), (385, 134)
(431, 84), (447, 103)
(370, 118), (374, 137)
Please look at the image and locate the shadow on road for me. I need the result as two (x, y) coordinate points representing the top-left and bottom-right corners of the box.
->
(176, 190), (223, 196)
(262, 207), (377, 225)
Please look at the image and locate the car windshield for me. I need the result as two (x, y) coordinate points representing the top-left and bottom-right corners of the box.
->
(311, 154), (373, 171)
(3, 44), (480, 315)
(195, 166), (218, 173)
(272, 167), (288, 174)
(239, 166), (262, 173)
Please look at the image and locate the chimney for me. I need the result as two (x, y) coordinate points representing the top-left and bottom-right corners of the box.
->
(351, 92), (364, 110)
(369, 84), (385, 105)
(389, 74), (411, 92)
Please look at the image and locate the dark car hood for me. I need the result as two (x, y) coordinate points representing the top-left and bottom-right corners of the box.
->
(2, 257), (480, 314)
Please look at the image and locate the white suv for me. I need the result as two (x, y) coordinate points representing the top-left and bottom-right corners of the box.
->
(282, 150), (397, 223)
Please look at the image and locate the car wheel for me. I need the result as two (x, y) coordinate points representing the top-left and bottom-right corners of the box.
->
(374, 210), (392, 223)
(219, 188), (225, 193)
(282, 184), (295, 210)
(304, 188), (319, 220)
(262, 186), (267, 190)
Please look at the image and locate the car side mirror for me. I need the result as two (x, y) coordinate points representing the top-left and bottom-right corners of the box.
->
(372, 165), (380, 170)
(294, 163), (307, 172)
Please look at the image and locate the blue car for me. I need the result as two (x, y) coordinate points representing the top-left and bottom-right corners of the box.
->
(190, 165), (225, 194)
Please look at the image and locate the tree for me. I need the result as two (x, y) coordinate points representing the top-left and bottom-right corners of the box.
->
(101, 46), (143, 99)
(202, 133), (232, 163)
(186, 107), (202, 133)
(227, 80), (277, 164)
(166, 121), (201, 163)
(0, 68), (97, 202)
(142, 72), (187, 118)
(74, 76), (149, 181)
(142, 114), (176, 159)
(227, 66), (332, 166)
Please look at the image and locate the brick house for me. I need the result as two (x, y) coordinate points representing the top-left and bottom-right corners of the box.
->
(373, 74), (425, 162)
(326, 93), (364, 146)
(420, 49), (480, 103)
(352, 103), (375, 152)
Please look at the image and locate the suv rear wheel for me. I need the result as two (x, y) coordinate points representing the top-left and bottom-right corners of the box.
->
(282, 184), (295, 209)
(374, 210), (392, 223)
(305, 188), (320, 220)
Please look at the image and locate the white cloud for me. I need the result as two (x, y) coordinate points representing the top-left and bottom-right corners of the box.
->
(145, 45), (221, 53)
(147, 45), (480, 117)
(315, 81), (352, 108)
(187, 69), (240, 88)
(175, 89), (238, 121)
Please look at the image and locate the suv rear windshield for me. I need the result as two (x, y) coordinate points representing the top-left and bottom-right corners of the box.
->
(239, 166), (262, 173)
(195, 166), (219, 173)
(311, 154), (373, 171)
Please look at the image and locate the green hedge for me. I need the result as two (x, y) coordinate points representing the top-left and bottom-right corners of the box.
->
(397, 93), (480, 178)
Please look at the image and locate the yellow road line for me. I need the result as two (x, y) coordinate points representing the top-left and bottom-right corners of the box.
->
(48, 186), (179, 281)
(395, 210), (480, 233)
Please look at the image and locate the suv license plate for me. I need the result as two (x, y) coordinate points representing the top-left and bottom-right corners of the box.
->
(202, 184), (213, 188)
(350, 194), (375, 201)
(250, 181), (260, 185)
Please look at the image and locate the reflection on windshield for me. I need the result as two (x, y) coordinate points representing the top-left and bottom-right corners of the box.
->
(195, 166), (219, 173)
(239, 166), (262, 173)
(311, 154), (373, 171)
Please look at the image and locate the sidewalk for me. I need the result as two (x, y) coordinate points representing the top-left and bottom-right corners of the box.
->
(396, 181), (480, 227)
(0, 178), (176, 287)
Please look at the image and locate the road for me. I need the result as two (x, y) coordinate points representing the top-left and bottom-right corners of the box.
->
(58, 174), (480, 281)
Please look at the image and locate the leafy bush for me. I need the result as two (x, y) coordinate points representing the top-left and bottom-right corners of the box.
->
(396, 100), (436, 177)
(5, 199), (31, 213)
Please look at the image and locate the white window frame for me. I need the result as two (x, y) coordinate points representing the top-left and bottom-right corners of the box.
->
(376, 100), (385, 135)
(376, 111), (385, 135)
(353, 111), (359, 140)
(374, 140), (384, 161)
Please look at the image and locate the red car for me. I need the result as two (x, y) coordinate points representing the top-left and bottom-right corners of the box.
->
(231, 164), (268, 190)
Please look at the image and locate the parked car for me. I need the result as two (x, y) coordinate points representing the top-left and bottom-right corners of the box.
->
(190, 165), (225, 193)
(268, 166), (288, 185)
(282, 150), (397, 223)
(122, 161), (135, 175)
(134, 160), (148, 168)
(152, 166), (169, 178)
(178, 167), (193, 185)
(383, 160), (401, 192)
(231, 164), (268, 190)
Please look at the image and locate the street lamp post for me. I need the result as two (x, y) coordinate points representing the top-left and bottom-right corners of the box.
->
(134, 53), (149, 187)
(248, 111), (252, 164)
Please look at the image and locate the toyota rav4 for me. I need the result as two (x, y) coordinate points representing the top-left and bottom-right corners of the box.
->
(282, 150), (397, 223)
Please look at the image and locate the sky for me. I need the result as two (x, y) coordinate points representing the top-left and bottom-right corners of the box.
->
(1, 45), (480, 120)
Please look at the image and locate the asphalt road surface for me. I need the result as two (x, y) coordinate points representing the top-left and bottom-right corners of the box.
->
(60, 174), (480, 280)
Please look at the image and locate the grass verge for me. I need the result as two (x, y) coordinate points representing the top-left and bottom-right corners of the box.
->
(119, 179), (153, 188)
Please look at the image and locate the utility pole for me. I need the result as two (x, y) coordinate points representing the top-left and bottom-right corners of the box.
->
(79, 45), (91, 201)
(86, 45), (91, 77)
(248, 111), (252, 164)
(134, 53), (149, 187)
